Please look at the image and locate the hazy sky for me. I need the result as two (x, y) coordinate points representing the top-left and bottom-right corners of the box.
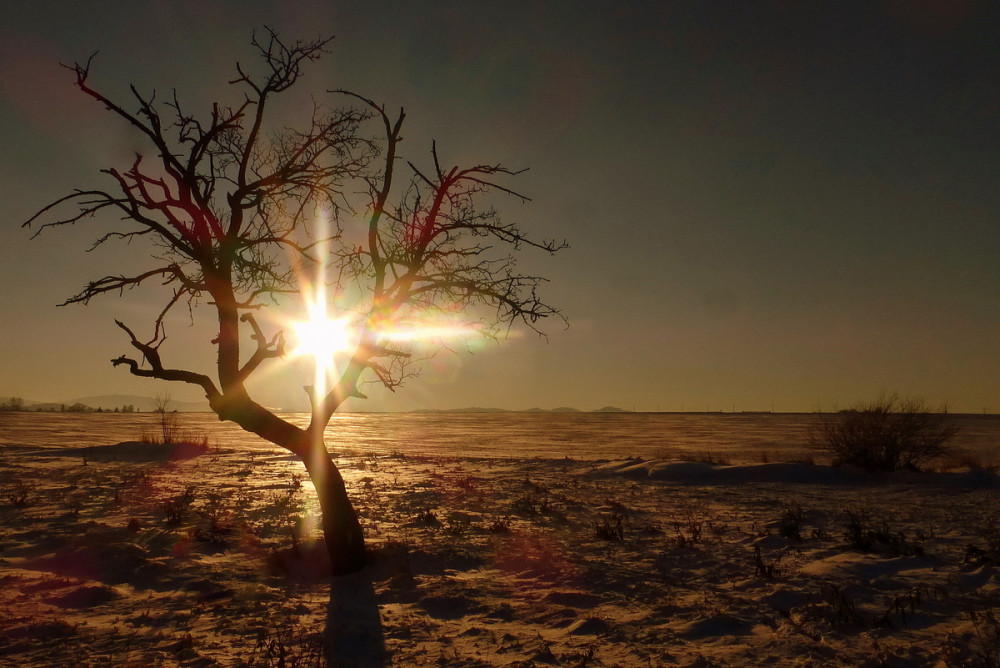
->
(2, 1), (998, 413)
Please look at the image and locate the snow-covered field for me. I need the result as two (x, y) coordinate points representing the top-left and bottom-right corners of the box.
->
(2, 412), (1000, 666)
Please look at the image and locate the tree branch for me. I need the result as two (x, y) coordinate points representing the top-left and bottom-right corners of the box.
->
(111, 319), (221, 401)
(237, 312), (285, 382)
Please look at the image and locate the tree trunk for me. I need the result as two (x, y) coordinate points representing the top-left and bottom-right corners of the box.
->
(212, 398), (367, 575)
(302, 443), (366, 575)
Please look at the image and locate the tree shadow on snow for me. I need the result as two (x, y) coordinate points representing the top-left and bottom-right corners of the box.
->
(325, 572), (387, 667)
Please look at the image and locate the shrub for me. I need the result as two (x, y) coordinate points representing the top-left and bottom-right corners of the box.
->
(596, 513), (626, 541)
(778, 505), (804, 541)
(487, 516), (512, 534)
(842, 507), (922, 556)
(968, 596), (1000, 667)
(813, 394), (958, 472)
(162, 486), (196, 525)
(5, 478), (35, 507)
(965, 515), (1000, 566)
(753, 545), (782, 579)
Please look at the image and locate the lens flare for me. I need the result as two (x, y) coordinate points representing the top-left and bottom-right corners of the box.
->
(284, 211), (489, 400)
(288, 283), (359, 402)
(290, 312), (355, 361)
(377, 322), (483, 342)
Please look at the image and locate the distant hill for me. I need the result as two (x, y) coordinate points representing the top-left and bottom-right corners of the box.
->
(0, 395), (210, 412)
(592, 406), (627, 412)
(72, 395), (211, 412)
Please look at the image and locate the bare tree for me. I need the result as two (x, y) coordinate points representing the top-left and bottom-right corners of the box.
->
(24, 29), (565, 574)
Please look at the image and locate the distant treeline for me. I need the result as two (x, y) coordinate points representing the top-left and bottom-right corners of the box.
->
(0, 398), (138, 413)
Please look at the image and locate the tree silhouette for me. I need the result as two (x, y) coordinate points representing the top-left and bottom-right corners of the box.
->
(25, 29), (564, 575)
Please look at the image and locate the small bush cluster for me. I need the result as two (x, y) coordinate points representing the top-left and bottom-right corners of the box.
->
(843, 507), (922, 556)
(753, 544), (782, 578)
(511, 493), (544, 515)
(669, 507), (707, 548)
(965, 515), (1000, 566)
(250, 622), (325, 667)
(876, 584), (947, 629)
(820, 583), (867, 626)
(968, 597), (1000, 667)
(778, 505), (805, 541)
(162, 486), (197, 525)
(5, 478), (35, 507)
(595, 513), (626, 541)
(813, 394), (958, 472)
(487, 516), (512, 533)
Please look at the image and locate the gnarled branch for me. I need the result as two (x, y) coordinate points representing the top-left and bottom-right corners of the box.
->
(237, 312), (285, 382)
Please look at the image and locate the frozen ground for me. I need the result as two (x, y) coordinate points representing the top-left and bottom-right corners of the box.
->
(2, 414), (1000, 666)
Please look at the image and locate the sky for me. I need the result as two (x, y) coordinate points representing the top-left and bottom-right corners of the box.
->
(1, 1), (998, 413)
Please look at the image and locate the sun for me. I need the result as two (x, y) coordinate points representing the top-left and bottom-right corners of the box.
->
(290, 312), (356, 362)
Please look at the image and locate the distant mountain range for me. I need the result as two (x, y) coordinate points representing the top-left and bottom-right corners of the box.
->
(78, 395), (212, 412)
